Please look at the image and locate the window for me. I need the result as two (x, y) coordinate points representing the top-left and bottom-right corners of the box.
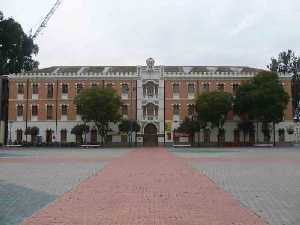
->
(17, 105), (23, 117)
(91, 83), (97, 87)
(47, 84), (54, 98)
(122, 84), (129, 94)
(173, 104), (180, 115)
(17, 84), (24, 94)
(217, 83), (225, 92)
(32, 84), (38, 94)
(62, 105), (68, 116)
(46, 105), (53, 120)
(122, 105), (128, 115)
(61, 130), (67, 143)
(188, 105), (195, 117)
(203, 83), (209, 92)
(173, 83), (179, 94)
(76, 83), (83, 94)
(233, 84), (239, 95)
(16, 129), (23, 143)
(32, 105), (38, 116)
(62, 84), (68, 94)
(188, 83), (195, 94)
(106, 83), (113, 88)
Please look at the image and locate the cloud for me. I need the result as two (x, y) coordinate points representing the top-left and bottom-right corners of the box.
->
(2, 0), (300, 68)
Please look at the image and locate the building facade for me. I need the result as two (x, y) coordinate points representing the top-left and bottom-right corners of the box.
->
(6, 58), (295, 146)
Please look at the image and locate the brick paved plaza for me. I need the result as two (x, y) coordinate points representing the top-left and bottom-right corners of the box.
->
(0, 147), (299, 225)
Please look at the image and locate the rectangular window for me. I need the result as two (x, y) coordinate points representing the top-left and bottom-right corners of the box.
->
(233, 84), (240, 95)
(203, 83), (209, 92)
(61, 130), (67, 143)
(17, 84), (24, 94)
(17, 105), (23, 117)
(173, 104), (180, 115)
(62, 105), (68, 116)
(47, 84), (54, 98)
(32, 105), (38, 116)
(217, 83), (225, 92)
(106, 83), (113, 88)
(62, 84), (68, 94)
(47, 105), (53, 120)
(122, 105), (128, 115)
(122, 84), (129, 94)
(188, 83), (195, 94)
(188, 105), (195, 116)
(76, 83), (83, 94)
(32, 84), (39, 94)
(91, 83), (97, 87)
(173, 83), (180, 94)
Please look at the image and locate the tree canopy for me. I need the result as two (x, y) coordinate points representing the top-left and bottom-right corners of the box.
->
(75, 87), (121, 144)
(118, 120), (140, 133)
(0, 11), (39, 75)
(268, 50), (300, 111)
(196, 91), (233, 129)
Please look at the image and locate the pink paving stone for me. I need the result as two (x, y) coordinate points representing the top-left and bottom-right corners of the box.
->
(22, 148), (267, 225)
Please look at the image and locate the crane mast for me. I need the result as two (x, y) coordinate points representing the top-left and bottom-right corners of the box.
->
(32, 0), (62, 40)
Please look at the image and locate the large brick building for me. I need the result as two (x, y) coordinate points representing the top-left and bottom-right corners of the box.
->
(6, 58), (295, 146)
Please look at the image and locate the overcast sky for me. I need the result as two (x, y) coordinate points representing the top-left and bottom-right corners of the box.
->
(2, 0), (300, 69)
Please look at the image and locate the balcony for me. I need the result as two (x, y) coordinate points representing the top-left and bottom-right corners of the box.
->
(143, 94), (158, 100)
(142, 115), (159, 122)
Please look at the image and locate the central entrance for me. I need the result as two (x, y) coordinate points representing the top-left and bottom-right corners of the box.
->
(143, 123), (158, 146)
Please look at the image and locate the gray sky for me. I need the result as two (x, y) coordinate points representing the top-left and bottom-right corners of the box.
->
(2, 0), (300, 68)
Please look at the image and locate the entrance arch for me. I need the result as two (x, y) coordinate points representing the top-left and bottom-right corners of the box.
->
(143, 123), (158, 146)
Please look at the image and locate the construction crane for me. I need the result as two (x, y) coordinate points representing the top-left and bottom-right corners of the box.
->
(30, 0), (62, 40)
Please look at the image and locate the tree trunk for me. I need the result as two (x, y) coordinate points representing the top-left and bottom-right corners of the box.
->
(273, 122), (276, 147)
(243, 132), (246, 145)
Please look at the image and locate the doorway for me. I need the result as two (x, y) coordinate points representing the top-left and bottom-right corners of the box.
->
(143, 124), (158, 146)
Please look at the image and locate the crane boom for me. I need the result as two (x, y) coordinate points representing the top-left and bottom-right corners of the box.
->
(32, 0), (62, 40)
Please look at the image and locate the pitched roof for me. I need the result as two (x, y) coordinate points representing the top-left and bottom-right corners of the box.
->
(35, 65), (262, 74)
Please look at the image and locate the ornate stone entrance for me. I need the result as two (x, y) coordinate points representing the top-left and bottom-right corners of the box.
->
(143, 123), (158, 146)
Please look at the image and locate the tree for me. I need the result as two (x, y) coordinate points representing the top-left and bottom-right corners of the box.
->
(118, 120), (140, 145)
(177, 117), (202, 145)
(0, 11), (39, 75)
(118, 120), (140, 133)
(196, 91), (233, 145)
(268, 50), (300, 112)
(238, 120), (254, 144)
(234, 71), (289, 145)
(71, 124), (90, 144)
(24, 126), (39, 144)
(75, 87), (121, 145)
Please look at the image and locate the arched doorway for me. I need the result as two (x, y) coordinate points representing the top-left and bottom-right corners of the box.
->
(144, 124), (158, 146)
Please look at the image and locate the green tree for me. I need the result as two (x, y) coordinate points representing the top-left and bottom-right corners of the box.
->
(0, 11), (39, 75)
(118, 120), (140, 146)
(75, 87), (121, 145)
(234, 71), (289, 145)
(177, 117), (202, 145)
(196, 91), (233, 145)
(24, 126), (39, 144)
(268, 50), (300, 112)
(71, 124), (90, 144)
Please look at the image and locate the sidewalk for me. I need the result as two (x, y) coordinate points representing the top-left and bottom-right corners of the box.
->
(22, 148), (267, 225)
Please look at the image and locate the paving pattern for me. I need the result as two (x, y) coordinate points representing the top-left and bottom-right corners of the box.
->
(21, 148), (266, 225)
(173, 147), (300, 225)
(0, 148), (129, 225)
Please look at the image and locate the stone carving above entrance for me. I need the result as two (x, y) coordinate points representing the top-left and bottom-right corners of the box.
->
(146, 58), (155, 71)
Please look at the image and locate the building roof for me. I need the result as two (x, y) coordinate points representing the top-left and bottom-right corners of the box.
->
(34, 65), (263, 74)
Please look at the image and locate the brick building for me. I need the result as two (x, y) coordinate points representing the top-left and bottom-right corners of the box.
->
(6, 58), (295, 146)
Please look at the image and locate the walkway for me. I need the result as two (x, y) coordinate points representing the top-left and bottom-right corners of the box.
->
(22, 148), (267, 225)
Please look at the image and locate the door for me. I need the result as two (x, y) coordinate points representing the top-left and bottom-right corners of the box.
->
(143, 124), (158, 146)
(91, 129), (98, 144)
(46, 130), (53, 144)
